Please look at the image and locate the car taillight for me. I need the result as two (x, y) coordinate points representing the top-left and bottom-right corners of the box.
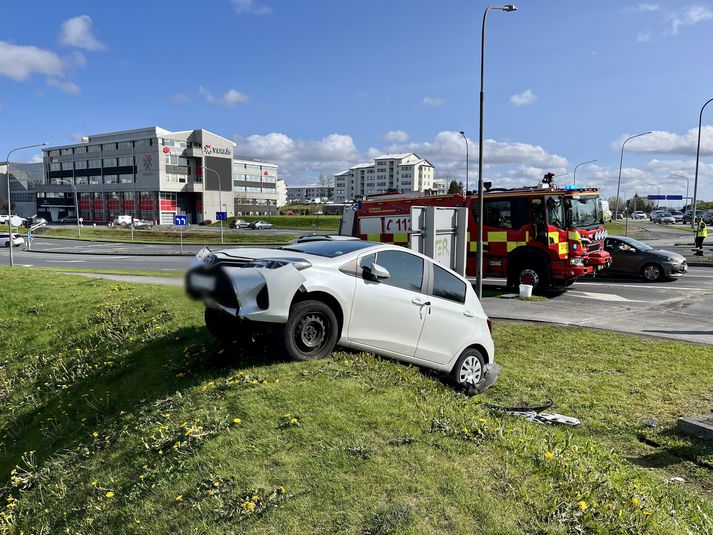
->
(486, 319), (493, 333)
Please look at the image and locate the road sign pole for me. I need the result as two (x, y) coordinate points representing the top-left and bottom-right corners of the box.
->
(180, 225), (183, 254)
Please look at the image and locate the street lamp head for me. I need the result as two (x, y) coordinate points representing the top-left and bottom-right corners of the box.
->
(459, 131), (465, 136)
(502, 4), (517, 11)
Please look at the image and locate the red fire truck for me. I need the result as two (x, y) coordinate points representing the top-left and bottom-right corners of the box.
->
(341, 178), (611, 291)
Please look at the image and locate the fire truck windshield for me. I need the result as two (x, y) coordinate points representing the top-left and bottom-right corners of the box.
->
(566, 196), (600, 228)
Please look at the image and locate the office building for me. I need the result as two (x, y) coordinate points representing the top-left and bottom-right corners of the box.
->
(1, 162), (44, 218)
(232, 157), (278, 216)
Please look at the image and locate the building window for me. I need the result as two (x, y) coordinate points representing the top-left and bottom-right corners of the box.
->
(103, 158), (117, 167)
(75, 146), (88, 154)
(75, 160), (88, 170)
(88, 159), (101, 168)
(89, 175), (102, 184)
(118, 156), (133, 166)
(76, 176), (88, 185)
(48, 149), (60, 157)
(104, 175), (119, 184)
(118, 141), (133, 150)
(88, 145), (100, 153)
(61, 148), (73, 155)
(119, 174), (134, 184)
(102, 143), (118, 151)
(61, 162), (73, 170)
(50, 163), (61, 171)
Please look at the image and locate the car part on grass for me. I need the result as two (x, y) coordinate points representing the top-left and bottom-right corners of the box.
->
(509, 411), (580, 426)
(482, 400), (554, 412)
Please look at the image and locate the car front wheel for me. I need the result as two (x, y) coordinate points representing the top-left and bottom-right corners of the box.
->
(279, 300), (338, 361)
(641, 263), (664, 282)
(452, 348), (485, 396)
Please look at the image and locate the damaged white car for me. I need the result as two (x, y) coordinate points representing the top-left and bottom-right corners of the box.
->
(186, 240), (499, 394)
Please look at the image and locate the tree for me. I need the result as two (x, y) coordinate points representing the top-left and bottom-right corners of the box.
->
(448, 180), (464, 195)
(318, 172), (334, 200)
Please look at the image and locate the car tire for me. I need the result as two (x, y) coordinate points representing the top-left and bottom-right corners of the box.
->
(278, 300), (338, 361)
(204, 307), (245, 343)
(452, 347), (485, 396)
(641, 263), (664, 282)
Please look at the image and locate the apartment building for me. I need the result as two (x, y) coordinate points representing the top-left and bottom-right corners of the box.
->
(286, 185), (334, 203)
(36, 126), (278, 224)
(1, 162), (44, 218)
(333, 153), (434, 202)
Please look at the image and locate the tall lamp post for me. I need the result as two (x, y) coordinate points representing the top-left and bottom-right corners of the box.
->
(459, 131), (469, 194)
(645, 182), (660, 209)
(477, 3), (517, 299)
(573, 159), (597, 185)
(692, 98), (713, 226)
(55, 179), (81, 238)
(669, 173), (695, 211)
(203, 165), (224, 244)
(615, 131), (652, 220)
(5, 142), (50, 267)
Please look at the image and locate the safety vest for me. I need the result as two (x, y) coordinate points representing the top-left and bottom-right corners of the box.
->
(697, 221), (708, 238)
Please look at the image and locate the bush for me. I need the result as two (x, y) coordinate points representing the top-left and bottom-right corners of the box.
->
(199, 220), (213, 226)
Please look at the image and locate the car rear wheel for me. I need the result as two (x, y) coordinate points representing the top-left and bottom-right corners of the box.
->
(641, 263), (664, 282)
(452, 348), (485, 396)
(279, 300), (338, 361)
(204, 307), (245, 343)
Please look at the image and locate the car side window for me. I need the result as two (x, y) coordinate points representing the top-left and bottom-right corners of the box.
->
(361, 250), (424, 292)
(432, 264), (466, 303)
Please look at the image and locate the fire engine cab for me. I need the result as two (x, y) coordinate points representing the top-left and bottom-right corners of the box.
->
(341, 177), (611, 292)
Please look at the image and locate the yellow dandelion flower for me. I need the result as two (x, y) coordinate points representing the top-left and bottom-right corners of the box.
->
(233, 418), (242, 424)
(90, 481), (97, 486)
(185, 428), (194, 436)
(544, 452), (554, 461)
(92, 432), (99, 438)
(213, 481), (221, 487)
(632, 497), (641, 507)
(290, 418), (299, 424)
(105, 491), (115, 498)
(175, 495), (183, 501)
(578, 500), (588, 511)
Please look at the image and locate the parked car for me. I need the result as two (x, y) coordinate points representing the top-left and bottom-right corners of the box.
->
(603, 235), (687, 281)
(291, 234), (360, 244)
(683, 210), (694, 224)
(703, 209), (713, 225)
(185, 241), (499, 395)
(229, 219), (250, 229)
(133, 219), (154, 229)
(30, 216), (48, 228)
(652, 211), (675, 224)
(630, 211), (646, 220)
(650, 209), (666, 222)
(249, 220), (274, 230)
(1, 233), (25, 247)
(670, 210), (684, 224)
(60, 216), (78, 224)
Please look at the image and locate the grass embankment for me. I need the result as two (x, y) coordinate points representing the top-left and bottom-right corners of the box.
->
(34, 226), (296, 245)
(218, 215), (341, 231)
(1, 268), (713, 533)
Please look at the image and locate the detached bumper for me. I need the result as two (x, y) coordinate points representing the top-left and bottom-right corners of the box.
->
(475, 363), (501, 394)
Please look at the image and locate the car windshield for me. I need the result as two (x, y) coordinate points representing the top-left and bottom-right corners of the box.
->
(280, 240), (377, 258)
(566, 195), (600, 228)
(618, 237), (653, 251)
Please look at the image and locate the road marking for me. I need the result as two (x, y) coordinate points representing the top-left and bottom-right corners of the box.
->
(567, 291), (645, 302)
(575, 282), (695, 291)
(44, 260), (86, 263)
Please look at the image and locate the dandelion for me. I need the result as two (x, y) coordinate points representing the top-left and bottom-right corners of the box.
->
(578, 500), (588, 511)
(278, 486), (286, 494)
(213, 481), (221, 487)
(632, 497), (641, 507)
(175, 495), (183, 501)
(544, 451), (554, 461)
(105, 491), (115, 498)
(233, 418), (242, 424)
(290, 418), (299, 424)
(92, 432), (99, 438)
(90, 481), (97, 486)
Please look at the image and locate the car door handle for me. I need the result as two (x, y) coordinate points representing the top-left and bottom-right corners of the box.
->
(412, 297), (431, 306)
(463, 310), (476, 318)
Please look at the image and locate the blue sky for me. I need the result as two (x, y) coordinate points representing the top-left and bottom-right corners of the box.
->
(2, 0), (713, 202)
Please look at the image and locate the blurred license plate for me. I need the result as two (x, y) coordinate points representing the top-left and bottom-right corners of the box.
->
(190, 273), (215, 291)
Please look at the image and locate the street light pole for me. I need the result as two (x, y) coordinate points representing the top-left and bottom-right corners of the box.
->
(573, 159), (597, 185)
(56, 179), (81, 238)
(459, 131), (469, 194)
(477, 3), (517, 300)
(645, 182), (660, 209)
(615, 132), (652, 220)
(203, 165), (224, 244)
(5, 142), (49, 267)
(692, 98), (713, 226)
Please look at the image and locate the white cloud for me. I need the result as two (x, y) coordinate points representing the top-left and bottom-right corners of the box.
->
(612, 127), (713, 156)
(636, 30), (652, 42)
(169, 93), (191, 104)
(668, 5), (713, 35)
(59, 15), (105, 51)
(198, 86), (250, 107)
(46, 78), (80, 95)
(420, 96), (444, 107)
(231, 0), (272, 15)
(0, 41), (64, 81)
(381, 130), (409, 142)
(622, 3), (660, 13)
(509, 89), (538, 107)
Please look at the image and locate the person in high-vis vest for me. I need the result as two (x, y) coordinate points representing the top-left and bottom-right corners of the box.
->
(694, 216), (707, 256)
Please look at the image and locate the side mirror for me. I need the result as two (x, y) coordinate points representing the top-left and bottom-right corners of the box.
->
(362, 262), (390, 281)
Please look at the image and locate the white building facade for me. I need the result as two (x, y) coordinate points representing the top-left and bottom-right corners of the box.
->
(232, 157), (279, 216)
(276, 179), (287, 207)
(286, 185), (334, 204)
(333, 153), (435, 202)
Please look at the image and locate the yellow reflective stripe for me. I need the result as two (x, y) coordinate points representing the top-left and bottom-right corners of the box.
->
(469, 242), (478, 252)
(507, 241), (526, 252)
(558, 242), (568, 256)
(548, 231), (560, 243)
(393, 233), (407, 243)
(488, 231), (508, 242)
(367, 233), (381, 242)
(568, 231), (580, 240)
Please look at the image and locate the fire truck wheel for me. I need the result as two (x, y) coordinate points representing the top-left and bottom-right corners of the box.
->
(278, 300), (339, 361)
(452, 348), (485, 396)
(641, 263), (664, 282)
(204, 307), (245, 343)
(514, 263), (548, 293)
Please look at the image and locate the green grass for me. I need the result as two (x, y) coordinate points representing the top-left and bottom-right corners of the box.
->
(34, 226), (296, 245)
(218, 215), (341, 231)
(1, 268), (713, 533)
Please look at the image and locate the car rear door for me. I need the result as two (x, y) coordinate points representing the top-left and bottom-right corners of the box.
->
(347, 249), (427, 357)
(414, 263), (478, 365)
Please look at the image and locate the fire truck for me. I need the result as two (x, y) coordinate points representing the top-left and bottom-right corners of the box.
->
(340, 176), (611, 291)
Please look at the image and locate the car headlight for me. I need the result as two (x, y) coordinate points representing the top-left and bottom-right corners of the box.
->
(570, 257), (584, 266)
(242, 258), (312, 271)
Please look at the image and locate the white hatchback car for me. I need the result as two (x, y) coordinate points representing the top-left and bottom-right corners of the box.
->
(1, 233), (25, 247)
(186, 241), (498, 394)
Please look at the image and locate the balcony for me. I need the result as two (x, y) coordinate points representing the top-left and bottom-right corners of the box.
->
(182, 147), (203, 158)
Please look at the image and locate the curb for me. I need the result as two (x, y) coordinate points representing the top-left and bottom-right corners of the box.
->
(26, 249), (195, 257)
